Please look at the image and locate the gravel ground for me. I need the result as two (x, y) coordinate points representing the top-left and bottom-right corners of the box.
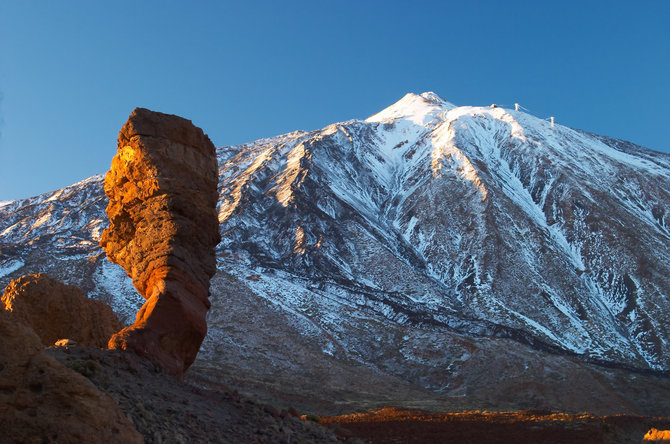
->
(47, 345), (347, 444)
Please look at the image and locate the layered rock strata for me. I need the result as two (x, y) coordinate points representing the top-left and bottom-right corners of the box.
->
(100, 108), (220, 379)
(1, 273), (122, 348)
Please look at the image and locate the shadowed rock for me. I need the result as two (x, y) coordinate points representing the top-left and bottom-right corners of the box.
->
(100, 107), (220, 379)
(0, 309), (142, 443)
(1, 273), (122, 348)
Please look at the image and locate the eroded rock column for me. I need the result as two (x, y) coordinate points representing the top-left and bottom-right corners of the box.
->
(101, 108), (220, 379)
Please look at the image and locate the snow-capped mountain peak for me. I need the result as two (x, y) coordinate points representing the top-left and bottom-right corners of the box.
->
(366, 91), (456, 125)
(1, 93), (670, 414)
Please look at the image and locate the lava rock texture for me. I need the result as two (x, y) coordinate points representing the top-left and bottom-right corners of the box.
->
(1, 273), (121, 348)
(47, 345), (341, 444)
(101, 107), (220, 379)
(0, 309), (142, 443)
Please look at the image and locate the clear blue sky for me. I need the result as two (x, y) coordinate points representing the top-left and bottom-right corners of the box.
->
(1, 1), (668, 201)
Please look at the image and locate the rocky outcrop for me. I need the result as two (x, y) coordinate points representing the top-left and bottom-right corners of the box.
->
(0, 308), (142, 444)
(1, 273), (122, 348)
(645, 428), (670, 441)
(100, 108), (220, 379)
(47, 346), (340, 444)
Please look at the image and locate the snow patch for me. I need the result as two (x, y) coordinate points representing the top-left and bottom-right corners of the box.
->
(30, 211), (53, 230)
(0, 259), (24, 278)
(366, 92), (455, 125)
(91, 260), (143, 325)
(274, 143), (310, 206)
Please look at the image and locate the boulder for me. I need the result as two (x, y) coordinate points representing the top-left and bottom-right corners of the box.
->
(100, 108), (220, 379)
(1, 273), (122, 348)
(0, 309), (142, 443)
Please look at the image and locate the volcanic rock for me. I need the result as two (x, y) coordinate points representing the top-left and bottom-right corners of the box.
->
(645, 428), (670, 441)
(0, 308), (142, 443)
(100, 107), (220, 379)
(46, 345), (341, 443)
(4, 93), (670, 416)
(1, 273), (122, 348)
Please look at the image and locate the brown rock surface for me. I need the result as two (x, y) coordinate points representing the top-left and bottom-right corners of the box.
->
(100, 107), (220, 379)
(47, 346), (341, 444)
(1, 273), (122, 348)
(0, 309), (142, 444)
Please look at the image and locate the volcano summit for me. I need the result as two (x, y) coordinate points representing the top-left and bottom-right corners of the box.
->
(1, 92), (669, 415)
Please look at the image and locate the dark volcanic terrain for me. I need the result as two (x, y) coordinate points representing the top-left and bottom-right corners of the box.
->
(47, 345), (341, 444)
(320, 407), (670, 444)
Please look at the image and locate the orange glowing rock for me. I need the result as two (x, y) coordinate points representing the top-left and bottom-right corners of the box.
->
(645, 428), (670, 441)
(101, 108), (220, 380)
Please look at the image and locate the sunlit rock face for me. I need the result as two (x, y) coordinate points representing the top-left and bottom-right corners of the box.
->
(1, 273), (121, 348)
(101, 108), (220, 379)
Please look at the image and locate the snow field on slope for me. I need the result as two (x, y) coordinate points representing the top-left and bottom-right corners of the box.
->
(0, 259), (25, 279)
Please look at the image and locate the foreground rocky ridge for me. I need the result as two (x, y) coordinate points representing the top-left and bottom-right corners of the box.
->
(0, 306), (143, 443)
(47, 345), (341, 444)
(0, 274), (342, 443)
(1, 93), (669, 415)
(2, 273), (121, 348)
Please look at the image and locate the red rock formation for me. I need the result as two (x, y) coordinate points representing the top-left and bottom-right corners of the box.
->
(100, 108), (220, 379)
(0, 309), (143, 443)
(1, 273), (122, 348)
(645, 428), (670, 441)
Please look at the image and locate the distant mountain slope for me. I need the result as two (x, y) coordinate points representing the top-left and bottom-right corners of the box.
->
(215, 92), (670, 370)
(2, 93), (669, 414)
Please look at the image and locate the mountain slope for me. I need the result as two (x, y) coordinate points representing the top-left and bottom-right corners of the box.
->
(2, 93), (670, 414)
(214, 92), (670, 370)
